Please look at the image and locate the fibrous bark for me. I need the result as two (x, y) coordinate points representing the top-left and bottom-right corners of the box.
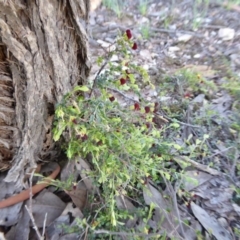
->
(0, 0), (91, 184)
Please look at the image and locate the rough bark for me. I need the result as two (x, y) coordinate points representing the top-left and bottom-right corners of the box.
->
(0, 0), (91, 184)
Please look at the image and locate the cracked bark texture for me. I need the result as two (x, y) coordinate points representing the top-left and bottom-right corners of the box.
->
(0, 0), (91, 184)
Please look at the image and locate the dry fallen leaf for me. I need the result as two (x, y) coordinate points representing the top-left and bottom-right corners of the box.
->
(30, 190), (66, 228)
(65, 187), (87, 210)
(143, 183), (181, 238)
(116, 195), (138, 228)
(5, 206), (30, 240)
(0, 202), (23, 226)
(75, 158), (96, 193)
(211, 93), (232, 116)
(181, 170), (213, 192)
(62, 202), (84, 219)
(60, 160), (78, 182)
(45, 215), (70, 239)
(191, 202), (232, 240)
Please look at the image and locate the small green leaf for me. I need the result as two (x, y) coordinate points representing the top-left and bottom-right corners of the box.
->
(173, 144), (182, 150)
(55, 107), (64, 118)
(170, 122), (180, 129)
(73, 85), (90, 92)
(53, 122), (67, 141)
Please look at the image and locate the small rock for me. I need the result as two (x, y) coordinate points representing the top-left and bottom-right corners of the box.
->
(218, 28), (235, 41)
(105, 37), (115, 43)
(193, 53), (201, 59)
(177, 34), (192, 42)
(204, 18), (212, 23)
(142, 64), (149, 70)
(208, 46), (216, 53)
(110, 54), (118, 62)
(183, 54), (191, 60)
(169, 25), (177, 30)
(138, 17), (150, 24)
(168, 46), (180, 52)
(210, 31), (217, 36)
(96, 40), (116, 51)
(140, 49), (152, 60)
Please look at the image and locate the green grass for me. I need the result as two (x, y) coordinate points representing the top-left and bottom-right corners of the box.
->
(140, 23), (151, 39)
(139, 0), (149, 15)
(102, 0), (125, 18)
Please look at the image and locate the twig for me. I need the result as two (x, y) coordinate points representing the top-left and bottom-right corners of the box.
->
(93, 229), (161, 238)
(25, 167), (44, 240)
(163, 115), (202, 128)
(170, 185), (185, 238)
(89, 60), (108, 98)
(150, 27), (204, 38)
(209, 146), (234, 158)
(176, 156), (222, 176)
(42, 213), (48, 238)
(89, 41), (116, 98)
(107, 87), (138, 103)
(160, 175), (186, 240)
(25, 206), (44, 240)
(144, 183), (182, 239)
(83, 225), (89, 240)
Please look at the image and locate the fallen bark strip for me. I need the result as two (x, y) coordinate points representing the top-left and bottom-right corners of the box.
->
(0, 163), (60, 209)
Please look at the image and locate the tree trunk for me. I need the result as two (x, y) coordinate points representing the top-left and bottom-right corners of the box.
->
(0, 0), (91, 184)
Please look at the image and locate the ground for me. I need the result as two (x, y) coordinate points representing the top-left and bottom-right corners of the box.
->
(0, 0), (240, 239)
(88, 0), (240, 238)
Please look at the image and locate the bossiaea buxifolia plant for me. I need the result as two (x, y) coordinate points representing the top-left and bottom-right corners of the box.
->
(53, 29), (171, 227)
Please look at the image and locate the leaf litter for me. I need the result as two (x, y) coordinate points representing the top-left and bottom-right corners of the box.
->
(1, 0), (240, 238)
(86, 0), (240, 238)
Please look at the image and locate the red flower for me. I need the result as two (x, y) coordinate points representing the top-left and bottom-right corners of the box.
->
(109, 96), (115, 102)
(132, 42), (137, 50)
(81, 134), (88, 141)
(72, 119), (77, 124)
(184, 93), (191, 98)
(120, 78), (126, 85)
(126, 29), (132, 39)
(146, 122), (151, 129)
(134, 102), (140, 110)
(145, 106), (150, 113)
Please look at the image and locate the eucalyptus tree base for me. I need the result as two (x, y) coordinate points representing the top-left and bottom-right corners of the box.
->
(0, 0), (91, 184)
